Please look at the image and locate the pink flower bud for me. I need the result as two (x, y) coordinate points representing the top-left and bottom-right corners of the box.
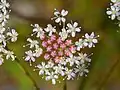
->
(47, 39), (52, 44)
(53, 43), (59, 50)
(54, 57), (60, 63)
(58, 51), (63, 56)
(50, 35), (56, 41)
(42, 41), (47, 47)
(69, 45), (76, 53)
(64, 49), (72, 56)
(51, 50), (57, 57)
(47, 46), (52, 52)
(65, 40), (72, 46)
(60, 43), (66, 49)
(57, 37), (63, 44)
(44, 53), (50, 60)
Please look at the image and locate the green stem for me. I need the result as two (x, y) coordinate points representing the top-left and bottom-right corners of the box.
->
(15, 58), (40, 90)
(97, 59), (119, 90)
(63, 81), (67, 90)
(6, 46), (40, 90)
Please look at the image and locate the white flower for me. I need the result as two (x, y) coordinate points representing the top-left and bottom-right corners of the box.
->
(59, 28), (68, 41)
(75, 64), (89, 77)
(65, 68), (75, 80)
(53, 64), (65, 76)
(34, 47), (43, 57)
(53, 9), (68, 24)
(0, 55), (4, 65)
(0, 0), (10, 12)
(0, 11), (9, 26)
(84, 32), (98, 48)
(7, 29), (18, 42)
(106, 0), (120, 26)
(67, 22), (81, 37)
(27, 38), (39, 48)
(106, 6), (119, 20)
(45, 72), (58, 84)
(5, 50), (15, 61)
(25, 50), (36, 66)
(78, 53), (91, 64)
(44, 24), (56, 36)
(32, 24), (45, 38)
(75, 39), (84, 51)
(37, 62), (49, 75)
(66, 55), (79, 66)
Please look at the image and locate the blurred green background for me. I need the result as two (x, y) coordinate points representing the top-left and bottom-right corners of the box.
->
(0, 0), (120, 90)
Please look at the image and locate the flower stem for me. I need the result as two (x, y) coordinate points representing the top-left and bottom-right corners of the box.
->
(63, 81), (67, 90)
(5, 46), (40, 90)
(15, 58), (40, 90)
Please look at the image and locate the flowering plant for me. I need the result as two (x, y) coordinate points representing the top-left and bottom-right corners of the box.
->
(24, 9), (99, 84)
(0, 0), (18, 65)
(106, 0), (120, 26)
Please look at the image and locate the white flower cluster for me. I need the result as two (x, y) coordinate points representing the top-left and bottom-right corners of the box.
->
(0, 0), (18, 65)
(106, 0), (120, 26)
(24, 9), (99, 84)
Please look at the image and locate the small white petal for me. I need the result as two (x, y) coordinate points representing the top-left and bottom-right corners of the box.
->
(0, 59), (3, 65)
(25, 56), (30, 61)
(61, 17), (66, 22)
(84, 42), (88, 46)
(111, 14), (116, 20)
(61, 9), (68, 16)
(106, 11), (112, 15)
(111, 0), (116, 2)
(91, 32), (95, 37)
(85, 33), (89, 39)
(77, 47), (80, 51)
(39, 70), (44, 75)
(72, 32), (75, 37)
(111, 6), (115, 11)
(73, 22), (78, 27)
(33, 28), (38, 32)
(67, 23), (73, 28)
(55, 18), (61, 23)
(88, 43), (93, 48)
(31, 57), (35, 62)
(54, 11), (60, 16)
(54, 75), (58, 79)
(92, 39), (98, 43)
(75, 28), (81, 32)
